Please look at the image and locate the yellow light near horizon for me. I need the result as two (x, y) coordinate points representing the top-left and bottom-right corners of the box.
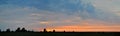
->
(40, 22), (49, 24)
(46, 29), (53, 31)
(43, 25), (120, 32)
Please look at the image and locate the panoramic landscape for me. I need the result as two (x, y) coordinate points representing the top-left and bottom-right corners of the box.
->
(0, 0), (120, 36)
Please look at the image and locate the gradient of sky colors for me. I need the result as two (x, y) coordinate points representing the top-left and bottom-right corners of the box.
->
(0, 0), (120, 31)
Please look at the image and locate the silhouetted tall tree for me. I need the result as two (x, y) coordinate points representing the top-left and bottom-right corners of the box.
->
(21, 28), (27, 32)
(43, 28), (47, 32)
(6, 28), (10, 32)
(64, 30), (65, 32)
(53, 30), (55, 32)
(16, 27), (21, 32)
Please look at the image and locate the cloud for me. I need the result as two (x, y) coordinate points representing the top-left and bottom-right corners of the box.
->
(0, 4), (82, 30)
(87, 0), (120, 16)
(0, 0), (120, 31)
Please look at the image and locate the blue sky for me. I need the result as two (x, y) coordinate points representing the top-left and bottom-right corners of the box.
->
(0, 0), (120, 31)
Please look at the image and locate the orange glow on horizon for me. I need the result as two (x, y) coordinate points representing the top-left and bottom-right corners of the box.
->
(36, 25), (120, 32)
(36, 19), (120, 32)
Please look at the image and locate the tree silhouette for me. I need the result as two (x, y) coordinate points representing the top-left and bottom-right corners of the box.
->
(64, 30), (65, 32)
(16, 27), (21, 32)
(43, 28), (47, 32)
(6, 28), (10, 32)
(53, 30), (55, 32)
(21, 28), (27, 32)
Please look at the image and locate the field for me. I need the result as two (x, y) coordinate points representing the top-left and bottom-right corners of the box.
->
(0, 32), (119, 36)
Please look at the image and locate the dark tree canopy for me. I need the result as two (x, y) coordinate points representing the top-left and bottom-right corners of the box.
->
(16, 27), (21, 32)
(44, 28), (47, 32)
(53, 30), (55, 32)
(21, 28), (27, 32)
(6, 28), (10, 32)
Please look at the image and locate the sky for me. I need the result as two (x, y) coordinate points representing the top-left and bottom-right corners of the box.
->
(0, 0), (120, 32)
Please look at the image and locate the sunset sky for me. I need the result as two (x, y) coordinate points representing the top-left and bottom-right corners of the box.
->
(0, 0), (120, 32)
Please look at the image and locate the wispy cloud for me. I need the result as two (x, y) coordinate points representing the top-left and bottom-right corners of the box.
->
(0, 0), (120, 31)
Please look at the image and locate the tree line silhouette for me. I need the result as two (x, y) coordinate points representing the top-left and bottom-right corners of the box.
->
(0, 27), (58, 32)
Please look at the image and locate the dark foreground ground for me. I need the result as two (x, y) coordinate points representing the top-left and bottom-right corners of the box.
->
(0, 32), (120, 36)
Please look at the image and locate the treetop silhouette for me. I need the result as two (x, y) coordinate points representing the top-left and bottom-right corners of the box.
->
(6, 28), (10, 32)
(0, 27), (58, 32)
